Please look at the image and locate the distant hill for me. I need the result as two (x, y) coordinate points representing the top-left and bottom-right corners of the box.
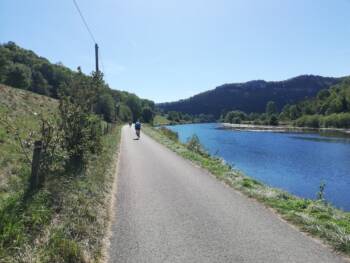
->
(157, 75), (343, 117)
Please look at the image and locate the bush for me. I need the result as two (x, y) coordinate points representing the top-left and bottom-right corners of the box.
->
(59, 98), (102, 168)
(295, 115), (320, 128)
(232, 117), (241, 124)
(5, 63), (32, 90)
(96, 93), (115, 122)
(269, 115), (279, 126)
(252, 119), (262, 125)
(296, 113), (350, 129)
(322, 113), (350, 128)
(186, 134), (208, 156)
(167, 111), (181, 122)
(159, 127), (178, 141)
(336, 113), (350, 128)
(224, 111), (247, 124)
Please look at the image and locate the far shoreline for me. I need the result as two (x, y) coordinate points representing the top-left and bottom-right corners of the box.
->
(220, 122), (350, 135)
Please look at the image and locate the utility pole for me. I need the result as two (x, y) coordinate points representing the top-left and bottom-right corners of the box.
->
(95, 43), (99, 73)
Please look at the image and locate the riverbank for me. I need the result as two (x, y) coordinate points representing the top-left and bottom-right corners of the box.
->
(143, 125), (350, 256)
(221, 123), (350, 135)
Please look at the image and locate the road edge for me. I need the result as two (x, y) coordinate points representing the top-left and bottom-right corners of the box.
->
(100, 125), (123, 263)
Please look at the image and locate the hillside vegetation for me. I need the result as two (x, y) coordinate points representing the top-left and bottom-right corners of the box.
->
(282, 78), (350, 128)
(0, 41), (155, 123)
(158, 75), (342, 117)
(0, 80), (121, 262)
(221, 78), (350, 129)
(0, 84), (58, 194)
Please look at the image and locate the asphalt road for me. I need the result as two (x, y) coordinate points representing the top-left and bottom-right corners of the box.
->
(108, 125), (347, 263)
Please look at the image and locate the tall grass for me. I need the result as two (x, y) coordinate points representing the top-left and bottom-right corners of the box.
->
(0, 85), (122, 262)
(0, 126), (121, 262)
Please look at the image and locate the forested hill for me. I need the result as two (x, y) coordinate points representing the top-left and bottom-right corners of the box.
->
(0, 41), (154, 122)
(158, 75), (343, 117)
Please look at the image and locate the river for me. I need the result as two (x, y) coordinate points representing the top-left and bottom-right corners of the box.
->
(166, 123), (350, 211)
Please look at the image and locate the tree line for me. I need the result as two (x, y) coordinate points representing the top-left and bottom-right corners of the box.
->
(222, 78), (350, 128)
(158, 75), (341, 117)
(0, 41), (155, 123)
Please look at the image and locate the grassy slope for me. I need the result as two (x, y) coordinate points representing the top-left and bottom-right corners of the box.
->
(0, 85), (121, 262)
(0, 84), (58, 200)
(143, 125), (350, 256)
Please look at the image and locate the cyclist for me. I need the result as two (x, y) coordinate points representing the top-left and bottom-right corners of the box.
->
(135, 120), (141, 139)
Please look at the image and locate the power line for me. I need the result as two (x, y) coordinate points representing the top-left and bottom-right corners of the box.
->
(72, 0), (107, 75)
(72, 0), (97, 44)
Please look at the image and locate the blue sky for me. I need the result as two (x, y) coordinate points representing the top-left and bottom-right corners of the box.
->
(1, 0), (350, 102)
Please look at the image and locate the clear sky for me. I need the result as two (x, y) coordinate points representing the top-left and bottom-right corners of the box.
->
(1, 0), (350, 102)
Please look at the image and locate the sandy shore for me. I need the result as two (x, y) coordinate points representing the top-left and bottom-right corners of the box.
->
(220, 123), (350, 135)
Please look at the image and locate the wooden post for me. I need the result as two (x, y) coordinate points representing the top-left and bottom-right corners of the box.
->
(95, 43), (99, 73)
(30, 141), (42, 190)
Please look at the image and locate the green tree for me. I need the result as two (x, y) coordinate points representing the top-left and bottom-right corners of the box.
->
(118, 104), (133, 122)
(266, 101), (277, 115)
(126, 95), (142, 121)
(224, 111), (246, 124)
(167, 111), (180, 122)
(141, 107), (154, 123)
(326, 97), (343, 114)
(289, 105), (301, 120)
(269, 115), (279, 126)
(183, 113), (192, 122)
(141, 99), (155, 110)
(0, 46), (11, 83)
(31, 71), (49, 95)
(5, 63), (32, 89)
(317, 89), (330, 100)
(58, 72), (104, 167)
(96, 93), (115, 122)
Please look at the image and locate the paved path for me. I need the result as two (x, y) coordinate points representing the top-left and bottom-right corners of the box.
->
(108, 125), (347, 263)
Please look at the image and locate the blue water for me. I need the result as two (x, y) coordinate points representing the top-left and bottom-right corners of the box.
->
(167, 123), (350, 211)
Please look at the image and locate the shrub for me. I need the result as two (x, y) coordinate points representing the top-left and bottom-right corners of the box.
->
(295, 115), (320, 128)
(224, 111), (246, 124)
(322, 113), (350, 128)
(59, 97), (102, 168)
(186, 134), (208, 156)
(95, 92), (115, 122)
(232, 117), (241, 124)
(337, 113), (350, 128)
(5, 63), (32, 90)
(269, 115), (279, 126)
(159, 127), (178, 141)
